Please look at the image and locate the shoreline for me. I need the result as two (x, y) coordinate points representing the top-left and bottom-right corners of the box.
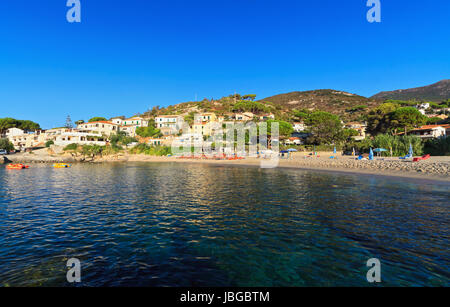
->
(4, 151), (449, 183)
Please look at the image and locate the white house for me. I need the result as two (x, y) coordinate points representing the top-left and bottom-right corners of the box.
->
(293, 122), (306, 132)
(9, 130), (47, 150)
(4, 128), (25, 138)
(409, 125), (447, 139)
(122, 116), (149, 127)
(258, 114), (275, 121)
(110, 117), (124, 125)
(77, 121), (120, 136)
(234, 112), (254, 121)
(416, 103), (431, 115)
(53, 131), (107, 146)
(155, 115), (185, 135)
(120, 125), (137, 137)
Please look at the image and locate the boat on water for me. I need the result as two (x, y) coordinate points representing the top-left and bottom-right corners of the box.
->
(53, 163), (71, 168)
(6, 164), (30, 170)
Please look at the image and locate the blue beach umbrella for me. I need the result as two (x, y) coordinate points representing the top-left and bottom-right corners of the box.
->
(369, 148), (374, 160)
(373, 148), (388, 157)
(409, 143), (414, 157)
(287, 148), (298, 152)
(373, 148), (387, 153)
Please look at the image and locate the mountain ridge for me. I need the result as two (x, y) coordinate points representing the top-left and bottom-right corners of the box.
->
(371, 79), (450, 102)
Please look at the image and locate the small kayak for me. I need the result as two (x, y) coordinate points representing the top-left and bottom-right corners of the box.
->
(53, 163), (71, 168)
(6, 164), (30, 170)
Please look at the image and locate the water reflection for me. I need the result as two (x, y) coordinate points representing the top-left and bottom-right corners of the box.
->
(0, 163), (448, 286)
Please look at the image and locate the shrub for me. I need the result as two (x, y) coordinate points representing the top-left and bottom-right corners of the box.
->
(45, 140), (54, 148)
(424, 137), (450, 156)
(0, 138), (14, 152)
(64, 143), (78, 151)
(366, 134), (424, 156)
(129, 144), (172, 156)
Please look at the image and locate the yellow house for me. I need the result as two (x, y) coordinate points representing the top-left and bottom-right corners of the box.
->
(195, 113), (217, 123)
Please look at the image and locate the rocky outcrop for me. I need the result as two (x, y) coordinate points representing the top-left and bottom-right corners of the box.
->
(1, 155), (12, 164)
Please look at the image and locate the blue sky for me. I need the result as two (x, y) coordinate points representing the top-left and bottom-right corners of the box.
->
(0, 0), (449, 129)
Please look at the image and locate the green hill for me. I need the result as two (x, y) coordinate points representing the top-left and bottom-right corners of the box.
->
(259, 89), (381, 121)
(371, 80), (450, 102)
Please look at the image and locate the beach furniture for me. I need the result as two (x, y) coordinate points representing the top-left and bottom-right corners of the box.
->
(53, 163), (71, 168)
(399, 154), (412, 160)
(369, 148), (374, 161)
(6, 164), (30, 170)
(413, 154), (431, 162)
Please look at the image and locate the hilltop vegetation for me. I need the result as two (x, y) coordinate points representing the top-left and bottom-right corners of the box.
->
(139, 90), (382, 122)
(0, 117), (41, 134)
(259, 89), (381, 122)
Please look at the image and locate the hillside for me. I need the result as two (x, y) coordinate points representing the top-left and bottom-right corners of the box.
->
(371, 79), (450, 102)
(259, 89), (381, 121)
(140, 90), (385, 122)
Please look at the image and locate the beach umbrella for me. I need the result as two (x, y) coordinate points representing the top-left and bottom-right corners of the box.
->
(287, 148), (298, 152)
(409, 143), (414, 157)
(369, 148), (374, 160)
(374, 148), (388, 157)
(373, 148), (387, 152)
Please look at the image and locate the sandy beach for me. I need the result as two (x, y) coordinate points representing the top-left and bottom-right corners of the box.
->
(3, 150), (449, 182)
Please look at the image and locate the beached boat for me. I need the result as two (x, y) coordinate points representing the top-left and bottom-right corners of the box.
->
(6, 164), (30, 170)
(53, 163), (71, 168)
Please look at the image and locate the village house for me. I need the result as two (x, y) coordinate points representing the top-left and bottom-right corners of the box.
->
(4, 127), (25, 138)
(77, 121), (120, 136)
(147, 138), (165, 146)
(426, 114), (448, 120)
(155, 115), (185, 136)
(415, 103), (431, 115)
(53, 131), (107, 146)
(409, 125), (447, 139)
(122, 116), (149, 127)
(284, 137), (302, 145)
(110, 117), (125, 125)
(344, 122), (367, 141)
(9, 130), (47, 150)
(195, 113), (217, 123)
(293, 122), (306, 132)
(119, 125), (137, 137)
(258, 114), (275, 121)
(234, 112), (254, 121)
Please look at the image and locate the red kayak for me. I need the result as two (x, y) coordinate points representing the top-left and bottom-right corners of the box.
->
(6, 164), (30, 170)
(413, 154), (431, 162)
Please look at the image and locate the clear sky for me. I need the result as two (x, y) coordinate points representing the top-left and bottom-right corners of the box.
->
(0, 0), (449, 129)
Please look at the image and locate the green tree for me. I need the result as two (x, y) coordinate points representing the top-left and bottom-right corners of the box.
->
(305, 111), (343, 145)
(19, 120), (41, 132)
(390, 107), (427, 135)
(232, 101), (270, 113)
(366, 103), (399, 135)
(292, 109), (311, 122)
(242, 94), (257, 101)
(266, 120), (294, 138)
(135, 120), (162, 138)
(88, 117), (107, 122)
(184, 112), (196, 126)
(0, 118), (19, 134)
(0, 138), (14, 152)
(75, 120), (85, 125)
(110, 131), (137, 146)
(0, 118), (41, 134)
(342, 128), (359, 140)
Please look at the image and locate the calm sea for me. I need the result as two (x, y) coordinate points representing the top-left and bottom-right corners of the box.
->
(0, 163), (448, 286)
